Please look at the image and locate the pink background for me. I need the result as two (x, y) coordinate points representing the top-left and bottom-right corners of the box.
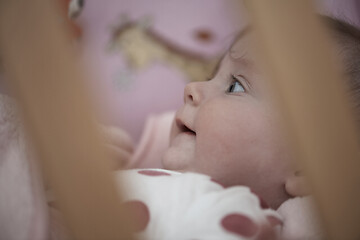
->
(1, 0), (359, 143)
(79, 0), (246, 142)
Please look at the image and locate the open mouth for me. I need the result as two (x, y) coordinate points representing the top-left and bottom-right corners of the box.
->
(176, 119), (196, 136)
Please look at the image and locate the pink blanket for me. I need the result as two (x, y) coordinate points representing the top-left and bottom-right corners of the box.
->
(0, 95), (48, 240)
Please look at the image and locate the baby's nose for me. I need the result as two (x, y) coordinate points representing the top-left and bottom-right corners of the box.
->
(184, 82), (203, 106)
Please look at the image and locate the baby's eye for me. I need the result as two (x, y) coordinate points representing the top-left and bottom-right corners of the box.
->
(227, 75), (245, 93)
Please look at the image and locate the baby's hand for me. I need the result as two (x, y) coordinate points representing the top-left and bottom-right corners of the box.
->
(99, 125), (134, 170)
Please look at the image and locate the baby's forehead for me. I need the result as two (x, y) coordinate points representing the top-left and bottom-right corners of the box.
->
(209, 30), (257, 78)
(225, 32), (260, 71)
(229, 31), (254, 61)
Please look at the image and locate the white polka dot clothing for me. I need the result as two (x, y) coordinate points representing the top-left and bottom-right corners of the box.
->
(114, 169), (283, 240)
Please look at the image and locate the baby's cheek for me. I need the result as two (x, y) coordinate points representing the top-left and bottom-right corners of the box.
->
(197, 117), (261, 158)
(195, 102), (274, 174)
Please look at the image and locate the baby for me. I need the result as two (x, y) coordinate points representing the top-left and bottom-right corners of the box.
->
(161, 27), (296, 210)
(102, 16), (360, 239)
(108, 31), (299, 204)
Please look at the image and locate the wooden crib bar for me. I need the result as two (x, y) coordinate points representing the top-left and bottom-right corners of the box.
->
(0, 0), (132, 239)
(245, 0), (360, 239)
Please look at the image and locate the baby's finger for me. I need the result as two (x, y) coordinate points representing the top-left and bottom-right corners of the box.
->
(285, 175), (310, 197)
(99, 125), (134, 152)
(105, 144), (132, 170)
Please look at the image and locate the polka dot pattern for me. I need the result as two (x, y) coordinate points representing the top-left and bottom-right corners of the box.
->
(116, 169), (283, 239)
(221, 213), (258, 237)
(122, 200), (150, 232)
(138, 170), (171, 176)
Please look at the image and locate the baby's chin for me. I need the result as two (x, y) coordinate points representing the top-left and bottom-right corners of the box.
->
(161, 147), (194, 171)
(162, 132), (196, 170)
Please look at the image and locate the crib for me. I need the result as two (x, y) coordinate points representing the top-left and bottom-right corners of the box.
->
(0, 0), (359, 239)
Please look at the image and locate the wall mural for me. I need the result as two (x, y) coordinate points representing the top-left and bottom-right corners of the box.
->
(109, 20), (219, 83)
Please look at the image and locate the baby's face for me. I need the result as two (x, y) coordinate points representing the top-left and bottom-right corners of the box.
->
(162, 32), (294, 209)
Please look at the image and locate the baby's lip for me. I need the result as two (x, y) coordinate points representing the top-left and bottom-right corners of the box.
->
(175, 118), (196, 136)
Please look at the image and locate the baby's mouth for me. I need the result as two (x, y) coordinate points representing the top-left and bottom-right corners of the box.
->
(176, 119), (196, 136)
(182, 125), (196, 135)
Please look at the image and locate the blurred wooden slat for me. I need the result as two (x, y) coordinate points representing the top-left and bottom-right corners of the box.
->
(0, 0), (132, 239)
(245, 0), (360, 239)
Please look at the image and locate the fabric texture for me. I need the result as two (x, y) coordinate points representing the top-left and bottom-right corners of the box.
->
(0, 95), (48, 240)
(128, 111), (175, 169)
(115, 168), (282, 240)
(277, 196), (325, 240)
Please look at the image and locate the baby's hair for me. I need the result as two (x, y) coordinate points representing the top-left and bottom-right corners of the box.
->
(321, 16), (360, 119)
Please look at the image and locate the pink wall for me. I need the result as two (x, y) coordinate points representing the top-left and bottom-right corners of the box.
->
(1, 0), (358, 143)
(78, 0), (246, 142)
(79, 0), (360, 143)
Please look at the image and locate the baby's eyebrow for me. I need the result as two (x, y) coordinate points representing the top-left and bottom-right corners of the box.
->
(232, 54), (255, 69)
(229, 27), (256, 65)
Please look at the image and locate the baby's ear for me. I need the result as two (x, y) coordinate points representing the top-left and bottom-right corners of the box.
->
(285, 171), (310, 197)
